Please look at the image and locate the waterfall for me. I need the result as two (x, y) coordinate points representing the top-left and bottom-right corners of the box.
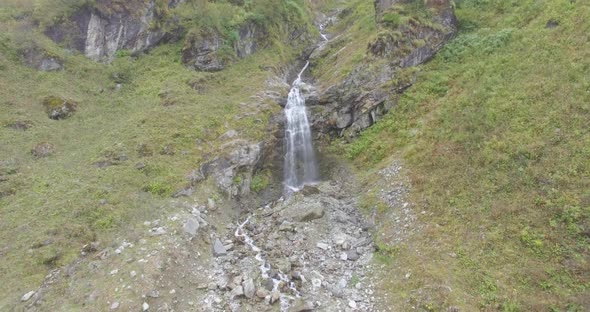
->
(283, 61), (318, 195)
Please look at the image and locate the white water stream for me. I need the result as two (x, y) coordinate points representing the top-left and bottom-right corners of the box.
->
(283, 61), (319, 196)
(235, 217), (303, 311)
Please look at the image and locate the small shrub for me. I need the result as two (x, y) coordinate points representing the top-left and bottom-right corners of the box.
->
(143, 181), (172, 196)
(382, 12), (402, 28)
(251, 170), (271, 193)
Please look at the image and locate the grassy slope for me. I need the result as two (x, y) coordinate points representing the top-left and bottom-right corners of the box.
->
(0, 3), (303, 307)
(342, 0), (590, 310)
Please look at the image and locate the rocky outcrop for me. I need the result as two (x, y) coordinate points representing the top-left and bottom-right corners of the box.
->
(45, 0), (185, 62)
(22, 47), (63, 71)
(182, 21), (268, 72)
(311, 0), (457, 138)
(42, 96), (78, 120)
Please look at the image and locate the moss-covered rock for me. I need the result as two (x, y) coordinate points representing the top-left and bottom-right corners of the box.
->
(42, 96), (78, 120)
(31, 142), (55, 158)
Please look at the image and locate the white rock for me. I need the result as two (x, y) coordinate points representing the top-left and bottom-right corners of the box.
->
(110, 302), (120, 310)
(316, 242), (330, 250)
(142, 302), (149, 311)
(348, 300), (357, 309)
(20, 291), (35, 302)
(340, 252), (348, 261)
(130, 271), (137, 278)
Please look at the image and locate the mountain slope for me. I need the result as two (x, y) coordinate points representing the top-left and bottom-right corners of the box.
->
(343, 0), (590, 310)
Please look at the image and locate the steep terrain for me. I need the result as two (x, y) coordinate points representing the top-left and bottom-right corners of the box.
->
(1, 0), (589, 311)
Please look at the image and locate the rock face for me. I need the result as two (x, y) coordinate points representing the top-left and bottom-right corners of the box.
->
(189, 142), (269, 198)
(311, 0), (457, 138)
(45, 0), (185, 62)
(22, 47), (63, 71)
(182, 21), (267, 72)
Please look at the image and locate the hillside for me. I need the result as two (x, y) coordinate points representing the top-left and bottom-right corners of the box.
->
(0, 0), (589, 311)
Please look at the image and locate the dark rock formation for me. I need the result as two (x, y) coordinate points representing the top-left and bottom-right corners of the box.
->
(311, 0), (457, 138)
(182, 21), (268, 72)
(22, 47), (63, 71)
(45, 0), (185, 62)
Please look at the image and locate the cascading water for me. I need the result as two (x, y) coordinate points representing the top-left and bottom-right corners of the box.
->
(283, 61), (319, 195)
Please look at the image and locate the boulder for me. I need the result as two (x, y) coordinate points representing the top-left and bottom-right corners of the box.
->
(289, 298), (314, 312)
(242, 278), (255, 298)
(42, 96), (77, 120)
(183, 217), (199, 236)
(212, 238), (227, 257)
(22, 47), (63, 71)
(31, 142), (55, 158)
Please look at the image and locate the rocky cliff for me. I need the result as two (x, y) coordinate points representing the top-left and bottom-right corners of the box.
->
(45, 0), (184, 62)
(310, 0), (457, 138)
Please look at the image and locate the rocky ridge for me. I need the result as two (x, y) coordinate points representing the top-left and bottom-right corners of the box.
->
(309, 0), (457, 138)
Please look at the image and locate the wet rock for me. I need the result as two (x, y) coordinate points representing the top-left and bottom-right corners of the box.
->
(42, 96), (77, 120)
(31, 142), (55, 158)
(213, 238), (227, 257)
(21, 291), (35, 302)
(243, 278), (255, 298)
(270, 290), (280, 304)
(264, 278), (274, 291)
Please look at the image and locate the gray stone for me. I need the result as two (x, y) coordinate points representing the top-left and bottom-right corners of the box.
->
(316, 242), (330, 250)
(147, 290), (159, 298)
(212, 238), (227, 257)
(110, 302), (120, 310)
(149, 227), (167, 236)
(289, 298), (314, 312)
(346, 250), (360, 261)
(296, 205), (325, 222)
(256, 288), (268, 299)
(231, 285), (244, 298)
(279, 221), (295, 232)
(21, 291), (35, 302)
(183, 217), (199, 236)
(207, 198), (216, 211)
(243, 278), (255, 298)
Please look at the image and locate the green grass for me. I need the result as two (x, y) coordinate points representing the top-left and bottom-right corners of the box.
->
(342, 0), (590, 310)
(0, 4), (304, 308)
